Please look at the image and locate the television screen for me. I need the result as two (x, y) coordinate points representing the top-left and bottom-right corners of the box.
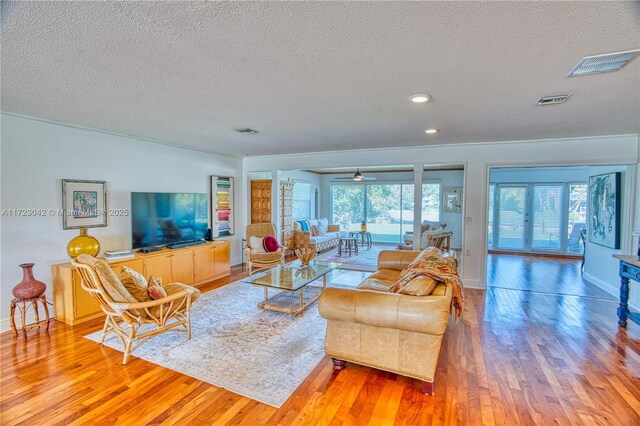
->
(131, 192), (208, 249)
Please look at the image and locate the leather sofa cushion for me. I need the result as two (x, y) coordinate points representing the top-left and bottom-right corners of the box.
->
(397, 276), (437, 296)
(356, 268), (401, 291)
(377, 250), (421, 271)
(431, 283), (447, 296)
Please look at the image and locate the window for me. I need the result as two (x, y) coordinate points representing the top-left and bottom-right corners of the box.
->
(331, 182), (441, 243)
(293, 182), (311, 220)
(422, 183), (440, 222)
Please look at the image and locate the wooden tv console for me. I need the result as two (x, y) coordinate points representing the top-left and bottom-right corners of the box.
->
(52, 240), (230, 326)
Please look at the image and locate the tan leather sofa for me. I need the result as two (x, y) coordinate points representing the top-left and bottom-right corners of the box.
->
(318, 250), (453, 395)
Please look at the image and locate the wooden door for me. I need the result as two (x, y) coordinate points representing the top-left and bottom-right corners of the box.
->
(193, 245), (215, 282)
(143, 254), (173, 284)
(251, 180), (272, 223)
(213, 241), (231, 277)
(170, 250), (195, 284)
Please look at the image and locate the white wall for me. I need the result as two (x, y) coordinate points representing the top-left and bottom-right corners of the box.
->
(0, 114), (244, 331)
(490, 166), (590, 184)
(582, 165), (640, 310)
(320, 169), (464, 248)
(244, 134), (639, 290)
(282, 170), (321, 219)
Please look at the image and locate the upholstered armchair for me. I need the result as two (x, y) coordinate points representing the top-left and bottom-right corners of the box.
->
(71, 255), (200, 364)
(245, 223), (286, 275)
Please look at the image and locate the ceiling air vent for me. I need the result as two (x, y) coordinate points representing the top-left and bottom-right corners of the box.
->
(234, 128), (258, 135)
(567, 49), (640, 77)
(534, 94), (573, 106)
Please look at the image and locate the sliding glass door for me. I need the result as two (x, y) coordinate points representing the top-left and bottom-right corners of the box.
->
(496, 186), (527, 250)
(331, 182), (439, 244)
(531, 185), (563, 251)
(489, 182), (586, 255)
(366, 184), (402, 243)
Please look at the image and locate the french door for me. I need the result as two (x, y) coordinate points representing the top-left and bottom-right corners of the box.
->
(489, 183), (584, 254)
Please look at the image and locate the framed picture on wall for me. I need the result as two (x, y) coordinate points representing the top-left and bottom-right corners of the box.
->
(443, 187), (463, 213)
(62, 179), (107, 229)
(587, 172), (620, 249)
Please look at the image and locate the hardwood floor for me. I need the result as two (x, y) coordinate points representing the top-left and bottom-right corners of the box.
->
(487, 253), (613, 298)
(1, 261), (639, 425)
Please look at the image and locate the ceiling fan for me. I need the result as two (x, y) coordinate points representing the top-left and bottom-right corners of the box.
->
(335, 168), (376, 182)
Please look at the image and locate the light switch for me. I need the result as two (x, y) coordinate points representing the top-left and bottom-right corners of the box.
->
(465, 217), (472, 225)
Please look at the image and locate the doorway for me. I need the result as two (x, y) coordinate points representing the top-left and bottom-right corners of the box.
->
(488, 182), (587, 255)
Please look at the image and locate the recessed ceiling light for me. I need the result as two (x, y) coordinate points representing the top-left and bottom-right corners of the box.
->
(425, 128), (439, 134)
(409, 94), (432, 103)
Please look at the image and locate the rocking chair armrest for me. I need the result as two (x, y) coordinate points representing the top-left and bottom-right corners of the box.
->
(108, 290), (192, 310)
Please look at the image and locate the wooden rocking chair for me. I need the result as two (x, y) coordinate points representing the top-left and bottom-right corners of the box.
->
(72, 256), (199, 364)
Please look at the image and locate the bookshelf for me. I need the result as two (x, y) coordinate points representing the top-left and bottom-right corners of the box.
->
(211, 176), (234, 237)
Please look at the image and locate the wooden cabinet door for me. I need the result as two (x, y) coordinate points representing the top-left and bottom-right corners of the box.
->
(144, 255), (173, 284)
(193, 245), (215, 282)
(171, 250), (195, 284)
(73, 271), (102, 318)
(213, 242), (231, 277)
(109, 258), (145, 277)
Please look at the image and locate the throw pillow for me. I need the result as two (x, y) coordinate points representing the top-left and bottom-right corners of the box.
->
(397, 276), (438, 296)
(262, 235), (280, 252)
(147, 276), (167, 300)
(318, 218), (329, 229)
(119, 267), (151, 302)
(249, 236), (267, 253)
(312, 225), (326, 236)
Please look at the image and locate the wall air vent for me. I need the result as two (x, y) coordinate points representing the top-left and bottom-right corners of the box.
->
(534, 94), (573, 106)
(567, 49), (640, 77)
(234, 128), (258, 135)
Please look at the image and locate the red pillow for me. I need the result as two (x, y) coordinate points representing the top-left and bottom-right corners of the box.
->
(262, 235), (280, 253)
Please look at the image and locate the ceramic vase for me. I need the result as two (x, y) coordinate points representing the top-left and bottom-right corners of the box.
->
(12, 263), (46, 300)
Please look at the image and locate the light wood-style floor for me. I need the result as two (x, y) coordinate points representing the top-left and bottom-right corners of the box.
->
(1, 256), (639, 425)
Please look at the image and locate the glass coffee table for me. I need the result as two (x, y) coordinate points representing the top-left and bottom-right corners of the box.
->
(242, 260), (340, 315)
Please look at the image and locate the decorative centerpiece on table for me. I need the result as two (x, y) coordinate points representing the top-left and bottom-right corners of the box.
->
(294, 248), (316, 266)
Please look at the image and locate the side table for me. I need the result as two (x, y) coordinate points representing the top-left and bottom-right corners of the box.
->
(338, 237), (358, 257)
(349, 231), (372, 250)
(10, 295), (50, 338)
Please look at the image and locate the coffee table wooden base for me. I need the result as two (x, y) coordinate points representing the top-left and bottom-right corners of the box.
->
(257, 276), (326, 315)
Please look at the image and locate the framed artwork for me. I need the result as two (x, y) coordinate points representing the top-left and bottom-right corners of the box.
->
(443, 187), (463, 213)
(62, 179), (107, 229)
(588, 172), (620, 249)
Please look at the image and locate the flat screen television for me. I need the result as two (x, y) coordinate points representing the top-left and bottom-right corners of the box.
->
(131, 192), (209, 249)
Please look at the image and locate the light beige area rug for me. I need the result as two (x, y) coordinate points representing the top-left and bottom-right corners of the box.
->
(85, 279), (332, 407)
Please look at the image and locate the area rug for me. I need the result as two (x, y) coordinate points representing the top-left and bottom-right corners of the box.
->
(85, 280), (329, 407)
(316, 244), (394, 271)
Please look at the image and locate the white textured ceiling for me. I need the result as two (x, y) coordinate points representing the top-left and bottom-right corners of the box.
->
(1, 1), (639, 157)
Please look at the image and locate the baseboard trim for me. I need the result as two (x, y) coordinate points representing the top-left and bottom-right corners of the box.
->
(582, 272), (640, 311)
(0, 309), (53, 334)
(489, 250), (582, 259)
(463, 278), (483, 289)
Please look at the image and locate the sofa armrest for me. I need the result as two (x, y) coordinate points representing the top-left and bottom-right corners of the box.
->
(318, 287), (450, 335)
